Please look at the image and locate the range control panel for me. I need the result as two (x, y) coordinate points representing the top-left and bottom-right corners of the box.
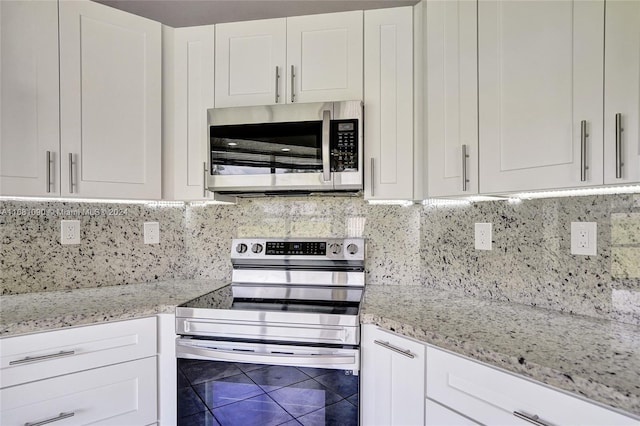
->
(231, 238), (365, 262)
(266, 241), (326, 256)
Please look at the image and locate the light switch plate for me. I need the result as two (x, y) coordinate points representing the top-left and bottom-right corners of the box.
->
(144, 222), (160, 244)
(61, 220), (80, 245)
(571, 222), (597, 256)
(475, 223), (492, 250)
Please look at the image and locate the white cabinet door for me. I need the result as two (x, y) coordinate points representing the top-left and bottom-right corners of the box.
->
(287, 11), (363, 104)
(426, 0), (478, 197)
(163, 25), (215, 200)
(215, 18), (286, 108)
(1, 357), (157, 426)
(604, 0), (640, 185)
(364, 7), (414, 200)
(479, 0), (604, 193)
(0, 0), (59, 197)
(361, 325), (426, 426)
(59, 0), (161, 199)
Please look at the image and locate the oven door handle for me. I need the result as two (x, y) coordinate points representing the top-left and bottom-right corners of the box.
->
(177, 341), (356, 367)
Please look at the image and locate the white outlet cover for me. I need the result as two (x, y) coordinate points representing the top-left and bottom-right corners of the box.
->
(475, 223), (492, 250)
(144, 222), (160, 244)
(571, 222), (597, 256)
(60, 220), (80, 245)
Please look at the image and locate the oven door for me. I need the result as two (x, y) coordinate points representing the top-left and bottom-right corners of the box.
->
(176, 338), (359, 426)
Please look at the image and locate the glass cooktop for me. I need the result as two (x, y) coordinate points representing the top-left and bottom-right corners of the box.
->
(179, 285), (360, 316)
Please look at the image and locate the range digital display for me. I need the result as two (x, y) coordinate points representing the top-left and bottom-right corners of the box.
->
(266, 241), (326, 255)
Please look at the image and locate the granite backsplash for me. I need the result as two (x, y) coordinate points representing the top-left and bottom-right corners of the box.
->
(1, 194), (639, 325)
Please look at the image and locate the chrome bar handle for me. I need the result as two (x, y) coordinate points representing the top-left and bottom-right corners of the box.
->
(25, 412), (75, 426)
(274, 66), (280, 104)
(374, 340), (415, 359)
(203, 161), (208, 198)
(10, 350), (76, 365)
(290, 65), (296, 103)
(46, 151), (52, 193)
(461, 144), (469, 192)
(68, 153), (75, 193)
(615, 113), (623, 179)
(580, 120), (588, 182)
(370, 158), (375, 197)
(322, 110), (331, 182)
(513, 411), (552, 426)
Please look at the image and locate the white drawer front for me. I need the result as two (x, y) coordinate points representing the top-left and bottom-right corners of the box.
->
(426, 347), (638, 426)
(0, 317), (156, 387)
(1, 357), (157, 426)
(425, 399), (478, 426)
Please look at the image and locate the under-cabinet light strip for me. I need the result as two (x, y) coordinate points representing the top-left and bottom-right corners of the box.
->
(0, 196), (185, 207)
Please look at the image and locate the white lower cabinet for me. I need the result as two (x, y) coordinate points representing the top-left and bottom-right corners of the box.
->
(361, 325), (426, 426)
(426, 346), (638, 426)
(0, 317), (159, 426)
(1, 357), (157, 426)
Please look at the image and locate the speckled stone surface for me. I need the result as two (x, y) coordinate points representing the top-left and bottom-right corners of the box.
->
(361, 285), (640, 417)
(421, 194), (640, 326)
(0, 201), (189, 295)
(183, 197), (421, 286)
(0, 279), (227, 336)
(2, 193), (640, 326)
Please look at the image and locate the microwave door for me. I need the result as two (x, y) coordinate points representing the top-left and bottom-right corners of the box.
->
(208, 120), (334, 192)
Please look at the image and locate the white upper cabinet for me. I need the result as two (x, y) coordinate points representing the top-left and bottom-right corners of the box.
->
(59, 0), (161, 199)
(0, 0), (59, 197)
(426, 0), (478, 198)
(163, 25), (216, 200)
(478, 0), (604, 194)
(287, 11), (363, 103)
(215, 11), (362, 108)
(215, 19), (286, 108)
(364, 6), (415, 200)
(604, 0), (640, 185)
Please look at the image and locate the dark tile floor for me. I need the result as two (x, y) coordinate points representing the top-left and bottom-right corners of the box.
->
(177, 359), (359, 426)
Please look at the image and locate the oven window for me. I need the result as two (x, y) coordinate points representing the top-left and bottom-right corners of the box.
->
(210, 121), (323, 175)
(178, 359), (358, 426)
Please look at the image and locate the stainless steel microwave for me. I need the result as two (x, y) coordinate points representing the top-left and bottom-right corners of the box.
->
(206, 100), (363, 195)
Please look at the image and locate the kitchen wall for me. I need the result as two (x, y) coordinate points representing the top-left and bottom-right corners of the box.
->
(0, 201), (188, 294)
(2, 194), (639, 325)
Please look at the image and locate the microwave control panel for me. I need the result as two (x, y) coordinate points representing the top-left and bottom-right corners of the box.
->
(331, 120), (358, 172)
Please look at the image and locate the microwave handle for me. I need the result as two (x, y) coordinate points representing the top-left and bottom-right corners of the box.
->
(322, 110), (331, 182)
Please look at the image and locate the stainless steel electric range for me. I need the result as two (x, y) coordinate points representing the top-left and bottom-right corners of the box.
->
(175, 237), (365, 426)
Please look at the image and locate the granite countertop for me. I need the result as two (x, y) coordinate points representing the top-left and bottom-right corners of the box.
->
(2, 281), (639, 418)
(0, 279), (227, 336)
(361, 285), (640, 418)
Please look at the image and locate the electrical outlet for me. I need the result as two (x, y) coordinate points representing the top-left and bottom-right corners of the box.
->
(144, 222), (160, 244)
(60, 220), (80, 245)
(571, 222), (597, 256)
(475, 223), (492, 250)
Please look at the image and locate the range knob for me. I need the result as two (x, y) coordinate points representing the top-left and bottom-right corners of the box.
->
(251, 243), (263, 254)
(328, 242), (343, 255)
(346, 243), (359, 255)
(236, 243), (248, 254)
